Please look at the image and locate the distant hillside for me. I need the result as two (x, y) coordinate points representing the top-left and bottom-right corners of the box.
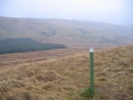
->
(0, 38), (66, 54)
(0, 16), (133, 49)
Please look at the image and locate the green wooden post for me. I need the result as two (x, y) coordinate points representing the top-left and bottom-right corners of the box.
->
(89, 48), (95, 94)
(80, 48), (95, 97)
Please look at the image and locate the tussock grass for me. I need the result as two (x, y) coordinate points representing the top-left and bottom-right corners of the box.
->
(0, 46), (133, 100)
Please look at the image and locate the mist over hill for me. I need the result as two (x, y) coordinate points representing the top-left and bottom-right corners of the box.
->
(0, 16), (133, 51)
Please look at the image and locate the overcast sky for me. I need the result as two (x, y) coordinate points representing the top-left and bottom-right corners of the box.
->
(0, 0), (133, 25)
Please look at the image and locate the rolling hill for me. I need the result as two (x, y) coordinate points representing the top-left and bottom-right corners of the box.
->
(0, 16), (133, 50)
(0, 45), (133, 100)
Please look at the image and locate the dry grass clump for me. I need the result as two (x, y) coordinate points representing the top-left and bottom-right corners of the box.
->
(0, 45), (133, 100)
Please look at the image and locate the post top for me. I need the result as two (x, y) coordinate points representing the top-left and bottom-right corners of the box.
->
(90, 48), (94, 52)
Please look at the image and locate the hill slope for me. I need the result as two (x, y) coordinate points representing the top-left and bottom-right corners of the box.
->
(0, 45), (133, 100)
(0, 16), (133, 48)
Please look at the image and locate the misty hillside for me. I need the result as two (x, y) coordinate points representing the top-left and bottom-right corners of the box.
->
(0, 16), (133, 49)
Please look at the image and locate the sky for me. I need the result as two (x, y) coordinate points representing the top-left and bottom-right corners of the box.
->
(0, 0), (133, 25)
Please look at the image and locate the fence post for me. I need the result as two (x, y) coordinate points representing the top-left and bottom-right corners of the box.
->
(89, 48), (95, 94)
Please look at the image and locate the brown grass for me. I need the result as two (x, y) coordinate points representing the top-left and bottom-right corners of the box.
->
(0, 46), (133, 100)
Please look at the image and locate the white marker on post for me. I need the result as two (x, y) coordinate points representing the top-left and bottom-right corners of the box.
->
(90, 48), (94, 53)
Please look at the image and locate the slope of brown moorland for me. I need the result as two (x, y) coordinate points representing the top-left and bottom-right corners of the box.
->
(1, 16), (133, 48)
(0, 46), (133, 100)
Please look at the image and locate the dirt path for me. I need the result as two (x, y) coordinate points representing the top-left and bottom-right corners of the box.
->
(0, 49), (86, 68)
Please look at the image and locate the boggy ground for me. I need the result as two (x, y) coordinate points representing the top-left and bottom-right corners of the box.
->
(0, 46), (133, 100)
